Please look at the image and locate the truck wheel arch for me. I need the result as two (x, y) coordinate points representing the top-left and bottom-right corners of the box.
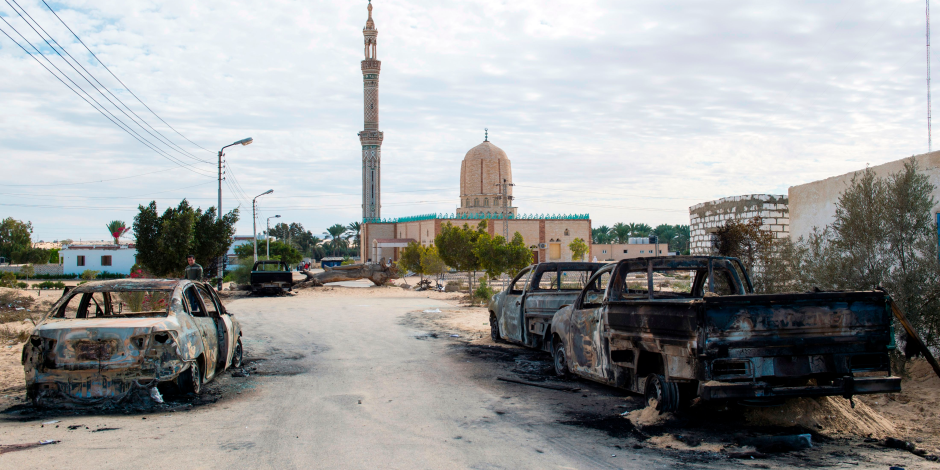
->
(636, 351), (665, 379)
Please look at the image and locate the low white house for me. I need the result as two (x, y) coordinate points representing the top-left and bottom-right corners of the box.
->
(60, 243), (137, 276)
(226, 235), (256, 265)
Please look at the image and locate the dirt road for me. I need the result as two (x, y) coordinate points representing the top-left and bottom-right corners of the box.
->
(0, 289), (935, 469)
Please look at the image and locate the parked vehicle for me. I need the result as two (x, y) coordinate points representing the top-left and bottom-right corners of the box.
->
(488, 262), (608, 351)
(550, 256), (901, 411)
(250, 260), (293, 295)
(22, 279), (243, 406)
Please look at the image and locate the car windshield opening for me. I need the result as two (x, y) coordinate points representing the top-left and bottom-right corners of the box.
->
(50, 289), (172, 320)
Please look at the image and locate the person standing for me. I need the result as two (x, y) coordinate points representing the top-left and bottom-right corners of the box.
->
(184, 255), (203, 280)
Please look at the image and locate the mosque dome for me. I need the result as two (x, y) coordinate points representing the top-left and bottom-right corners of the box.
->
(457, 139), (516, 216)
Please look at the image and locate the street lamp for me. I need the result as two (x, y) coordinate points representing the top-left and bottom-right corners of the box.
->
(267, 215), (281, 259)
(217, 137), (253, 285)
(253, 189), (273, 263)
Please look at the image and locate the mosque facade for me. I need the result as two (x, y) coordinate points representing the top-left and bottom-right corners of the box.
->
(357, 3), (591, 265)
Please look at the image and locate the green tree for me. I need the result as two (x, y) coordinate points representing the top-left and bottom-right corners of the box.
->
(294, 231), (321, 257)
(346, 221), (362, 249)
(421, 245), (447, 281)
(568, 238), (589, 261)
(436, 221), (487, 292)
(323, 224), (349, 257)
(233, 239), (303, 266)
(611, 223), (631, 244)
(133, 200), (239, 277)
(398, 242), (426, 281)
(473, 232), (509, 280)
(592, 225), (611, 244)
(0, 218), (33, 261)
(48, 248), (60, 264)
(504, 232), (534, 277)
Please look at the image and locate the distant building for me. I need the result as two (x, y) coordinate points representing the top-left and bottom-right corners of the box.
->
(689, 195), (789, 256)
(59, 243), (137, 275)
(591, 238), (673, 262)
(227, 235), (256, 265)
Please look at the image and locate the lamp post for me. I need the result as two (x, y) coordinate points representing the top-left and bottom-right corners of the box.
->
(217, 137), (253, 286)
(267, 215), (281, 259)
(253, 189), (273, 263)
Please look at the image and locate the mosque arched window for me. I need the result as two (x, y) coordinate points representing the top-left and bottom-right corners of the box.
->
(484, 198), (490, 207)
(474, 198), (479, 206)
(564, 229), (570, 236)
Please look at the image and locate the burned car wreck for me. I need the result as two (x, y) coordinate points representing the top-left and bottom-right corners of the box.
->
(22, 279), (243, 406)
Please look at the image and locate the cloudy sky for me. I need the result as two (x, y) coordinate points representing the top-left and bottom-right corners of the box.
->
(0, 0), (933, 242)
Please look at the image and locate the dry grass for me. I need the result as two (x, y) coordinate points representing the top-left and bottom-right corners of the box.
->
(0, 324), (29, 344)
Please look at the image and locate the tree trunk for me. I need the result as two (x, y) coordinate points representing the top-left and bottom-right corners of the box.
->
(297, 258), (400, 287)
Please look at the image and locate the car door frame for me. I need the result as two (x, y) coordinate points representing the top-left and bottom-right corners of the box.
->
(197, 283), (234, 372)
(182, 283), (220, 381)
(500, 266), (533, 343)
(566, 265), (614, 381)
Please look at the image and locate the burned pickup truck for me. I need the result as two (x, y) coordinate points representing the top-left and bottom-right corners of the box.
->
(250, 260), (293, 295)
(550, 256), (901, 412)
(22, 279), (243, 406)
(489, 262), (607, 351)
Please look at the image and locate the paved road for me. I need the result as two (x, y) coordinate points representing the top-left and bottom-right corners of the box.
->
(0, 293), (673, 469)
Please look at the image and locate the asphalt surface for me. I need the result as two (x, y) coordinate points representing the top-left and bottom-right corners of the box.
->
(0, 292), (676, 469)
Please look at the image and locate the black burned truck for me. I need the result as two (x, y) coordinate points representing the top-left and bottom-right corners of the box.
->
(488, 262), (607, 351)
(249, 260), (294, 295)
(550, 256), (901, 411)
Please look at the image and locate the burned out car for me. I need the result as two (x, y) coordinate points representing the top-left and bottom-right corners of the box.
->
(550, 256), (901, 412)
(22, 279), (243, 405)
(488, 262), (607, 351)
(249, 260), (293, 295)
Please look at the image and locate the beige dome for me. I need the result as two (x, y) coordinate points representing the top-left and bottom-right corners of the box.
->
(458, 140), (516, 215)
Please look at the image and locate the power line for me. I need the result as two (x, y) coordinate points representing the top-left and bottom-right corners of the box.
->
(40, 0), (214, 155)
(0, 14), (212, 177)
(0, 167), (178, 187)
(929, 0), (932, 152)
(4, 0), (212, 169)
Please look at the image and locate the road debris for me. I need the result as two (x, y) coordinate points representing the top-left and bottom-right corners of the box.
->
(497, 377), (580, 392)
(744, 434), (812, 453)
(0, 439), (60, 455)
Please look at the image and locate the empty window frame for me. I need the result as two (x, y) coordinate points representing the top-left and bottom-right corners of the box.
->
(77, 255), (85, 267)
(101, 255), (112, 266)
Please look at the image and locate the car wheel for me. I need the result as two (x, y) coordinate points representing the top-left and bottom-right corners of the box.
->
(644, 374), (679, 413)
(231, 338), (244, 368)
(178, 360), (202, 395)
(553, 340), (570, 377)
(489, 315), (502, 342)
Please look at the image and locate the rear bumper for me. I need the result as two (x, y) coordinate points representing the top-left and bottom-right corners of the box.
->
(699, 376), (901, 400)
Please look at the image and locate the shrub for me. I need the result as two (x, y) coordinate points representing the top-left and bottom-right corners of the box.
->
(227, 258), (253, 285)
(473, 279), (496, 305)
(35, 281), (66, 289)
(0, 272), (15, 288)
(15, 282), (28, 289)
(444, 280), (464, 292)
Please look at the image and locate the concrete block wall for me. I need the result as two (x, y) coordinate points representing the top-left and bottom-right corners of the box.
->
(0, 264), (64, 276)
(689, 194), (789, 255)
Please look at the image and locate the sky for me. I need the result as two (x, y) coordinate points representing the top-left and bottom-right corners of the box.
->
(0, 0), (934, 242)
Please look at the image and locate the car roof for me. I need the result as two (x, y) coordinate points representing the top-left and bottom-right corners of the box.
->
(65, 278), (188, 293)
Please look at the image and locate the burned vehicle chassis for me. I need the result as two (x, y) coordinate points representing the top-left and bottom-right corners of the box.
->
(22, 279), (243, 406)
(550, 256), (901, 411)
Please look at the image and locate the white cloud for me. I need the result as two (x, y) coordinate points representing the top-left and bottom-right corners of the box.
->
(0, 0), (932, 241)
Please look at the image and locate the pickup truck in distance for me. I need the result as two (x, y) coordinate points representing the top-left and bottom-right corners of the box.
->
(550, 256), (901, 412)
(488, 262), (607, 352)
(250, 260), (293, 295)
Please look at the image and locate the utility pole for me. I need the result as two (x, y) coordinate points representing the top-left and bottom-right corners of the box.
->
(253, 189), (273, 263)
(217, 137), (253, 287)
(929, 0), (933, 152)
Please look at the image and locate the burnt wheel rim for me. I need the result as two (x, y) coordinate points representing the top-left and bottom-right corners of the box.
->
(233, 340), (243, 368)
(554, 345), (567, 375)
(646, 376), (664, 409)
(190, 362), (201, 395)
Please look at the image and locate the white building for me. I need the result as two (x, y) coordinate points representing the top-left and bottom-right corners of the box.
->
(227, 235), (256, 265)
(59, 243), (137, 276)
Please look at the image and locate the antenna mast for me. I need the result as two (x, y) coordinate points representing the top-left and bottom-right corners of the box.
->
(929, 0), (933, 152)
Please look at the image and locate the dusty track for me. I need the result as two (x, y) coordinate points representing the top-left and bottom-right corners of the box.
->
(0, 288), (936, 469)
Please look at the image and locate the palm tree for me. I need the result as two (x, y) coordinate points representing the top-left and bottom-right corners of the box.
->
(346, 221), (362, 249)
(633, 223), (652, 237)
(612, 223), (631, 244)
(106, 220), (130, 245)
(323, 224), (348, 257)
(592, 225), (611, 244)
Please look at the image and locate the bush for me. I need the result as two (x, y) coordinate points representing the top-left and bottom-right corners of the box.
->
(444, 280), (464, 293)
(0, 272), (16, 288)
(15, 282), (28, 289)
(473, 279), (496, 305)
(227, 259), (253, 285)
(35, 281), (66, 289)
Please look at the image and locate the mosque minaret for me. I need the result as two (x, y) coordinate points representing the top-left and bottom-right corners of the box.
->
(360, 1), (383, 221)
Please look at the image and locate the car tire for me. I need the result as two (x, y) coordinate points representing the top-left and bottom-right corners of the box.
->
(178, 360), (202, 395)
(231, 338), (244, 368)
(553, 340), (570, 377)
(644, 374), (679, 413)
(489, 315), (502, 342)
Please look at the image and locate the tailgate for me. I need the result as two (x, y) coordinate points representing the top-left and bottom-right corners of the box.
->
(703, 291), (893, 363)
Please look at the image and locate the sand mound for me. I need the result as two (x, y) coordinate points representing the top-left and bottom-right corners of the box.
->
(623, 400), (673, 427)
(745, 396), (897, 438)
(647, 434), (725, 452)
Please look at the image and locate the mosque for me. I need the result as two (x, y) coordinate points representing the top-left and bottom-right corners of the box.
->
(356, 3), (592, 264)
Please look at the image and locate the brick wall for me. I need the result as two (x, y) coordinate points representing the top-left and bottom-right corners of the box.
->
(689, 194), (789, 256)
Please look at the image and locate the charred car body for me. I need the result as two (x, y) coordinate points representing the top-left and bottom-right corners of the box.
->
(549, 256), (901, 411)
(489, 262), (607, 351)
(250, 260), (293, 295)
(22, 279), (243, 405)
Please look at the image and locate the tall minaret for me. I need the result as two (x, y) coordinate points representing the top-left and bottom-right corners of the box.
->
(360, 0), (383, 221)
